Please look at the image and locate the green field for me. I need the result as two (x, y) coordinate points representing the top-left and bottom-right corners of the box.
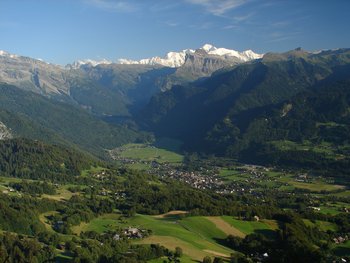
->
(330, 190), (350, 198)
(221, 216), (277, 237)
(80, 166), (107, 177)
(219, 168), (247, 182)
(270, 140), (341, 157)
(333, 240), (350, 257)
(71, 214), (121, 235)
(72, 213), (234, 261)
(287, 180), (345, 192)
(126, 162), (151, 171)
(303, 219), (338, 232)
(318, 202), (350, 215)
(148, 254), (194, 263)
(117, 143), (184, 164)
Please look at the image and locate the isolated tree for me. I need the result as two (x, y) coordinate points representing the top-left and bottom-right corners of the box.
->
(174, 247), (183, 258)
(203, 256), (212, 263)
(213, 257), (224, 263)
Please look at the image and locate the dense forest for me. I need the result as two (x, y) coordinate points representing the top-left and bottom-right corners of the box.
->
(0, 138), (95, 181)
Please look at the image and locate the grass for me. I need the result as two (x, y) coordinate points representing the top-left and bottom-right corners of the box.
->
(132, 215), (235, 260)
(333, 240), (350, 257)
(41, 187), (76, 201)
(73, 213), (234, 261)
(55, 252), (73, 263)
(0, 176), (25, 184)
(303, 219), (338, 232)
(270, 140), (349, 161)
(318, 202), (350, 215)
(218, 168), (247, 182)
(319, 206), (342, 215)
(81, 166), (106, 177)
(287, 180), (345, 192)
(71, 214), (120, 235)
(206, 217), (245, 238)
(148, 255), (194, 263)
(39, 211), (59, 233)
(117, 143), (184, 164)
(221, 216), (277, 237)
(330, 190), (350, 198)
(179, 217), (228, 241)
(126, 162), (151, 171)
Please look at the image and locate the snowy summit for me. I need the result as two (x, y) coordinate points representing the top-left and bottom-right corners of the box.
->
(118, 44), (263, 68)
(67, 44), (263, 69)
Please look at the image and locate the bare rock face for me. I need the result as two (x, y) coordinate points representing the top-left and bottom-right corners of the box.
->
(177, 51), (242, 78)
(158, 51), (247, 92)
(0, 121), (12, 140)
(0, 51), (70, 96)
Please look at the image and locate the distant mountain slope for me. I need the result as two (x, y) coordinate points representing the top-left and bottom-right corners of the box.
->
(71, 64), (176, 115)
(0, 83), (147, 157)
(0, 50), (70, 95)
(139, 48), (350, 161)
(237, 79), (350, 179)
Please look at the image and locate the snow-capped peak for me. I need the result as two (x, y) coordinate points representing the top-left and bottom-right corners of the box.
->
(68, 44), (263, 69)
(0, 50), (18, 59)
(68, 59), (112, 69)
(118, 44), (263, 68)
(201, 44), (216, 52)
(118, 48), (196, 68)
(199, 45), (264, 62)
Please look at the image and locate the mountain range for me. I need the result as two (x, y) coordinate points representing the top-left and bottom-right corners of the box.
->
(69, 44), (263, 68)
(0, 45), (350, 175)
(0, 44), (262, 117)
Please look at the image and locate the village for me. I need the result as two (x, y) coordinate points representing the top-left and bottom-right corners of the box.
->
(110, 151), (288, 196)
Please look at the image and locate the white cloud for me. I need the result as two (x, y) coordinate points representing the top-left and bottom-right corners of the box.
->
(266, 31), (301, 43)
(233, 12), (254, 22)
(222, 24), (239, 30)
(185, 0), (247, 15)
(84, 0), (136, 12)
(165, 21), (179, 27)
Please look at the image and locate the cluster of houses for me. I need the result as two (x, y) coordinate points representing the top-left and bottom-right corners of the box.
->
(2, 186), (15, 194)
(113, 227), (147, 240)
(2, 186), (22, 197)
(295, 174), (309, 183)
(93, 170), (107, 180)
(333, 235), (349, 244)
(162, 170), (222, 190)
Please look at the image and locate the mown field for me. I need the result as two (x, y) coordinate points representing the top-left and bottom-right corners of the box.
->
(218, 166), (347, 193)
(68, 211), (284, 262)
(303, 219), (338, 232)
(72, 213), (234, 261)
(117, 143), (184, 164)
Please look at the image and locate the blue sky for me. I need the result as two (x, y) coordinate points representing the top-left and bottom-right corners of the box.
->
(0, 0), (349, 65)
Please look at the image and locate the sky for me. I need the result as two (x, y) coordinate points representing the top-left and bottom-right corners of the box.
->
(0, 0), (349, 65)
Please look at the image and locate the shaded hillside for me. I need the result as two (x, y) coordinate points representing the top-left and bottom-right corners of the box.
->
(138, 48), (350, 174)
(0, 83), (149, 157)
(237, 80), (350, 179)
